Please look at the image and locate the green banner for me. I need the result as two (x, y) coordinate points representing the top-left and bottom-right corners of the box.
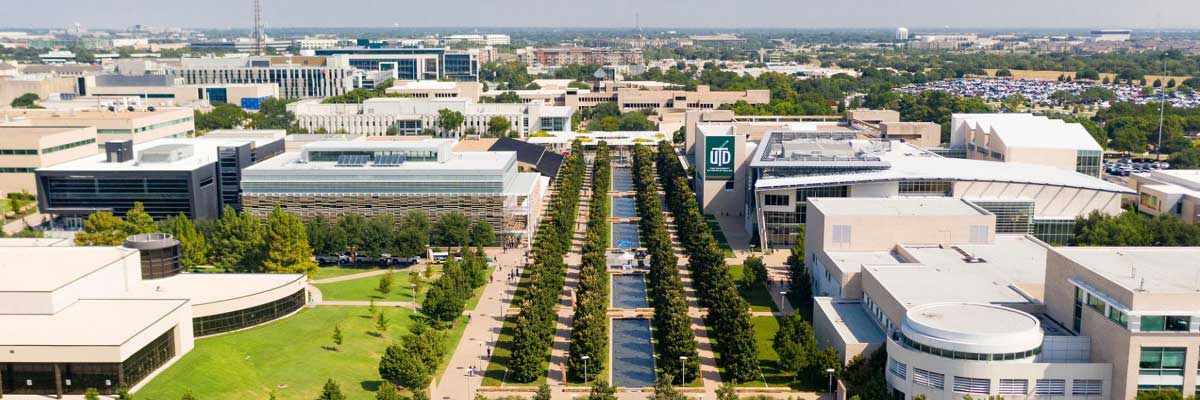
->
(704, 136), (734, 180)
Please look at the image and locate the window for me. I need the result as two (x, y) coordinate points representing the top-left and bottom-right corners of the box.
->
(1140, 347), (1186, 376)
(0, 148), (37, 155)
(888, 359), (906, 379)
(763, 194), (789, 206)
(192, 289), (306, 336)
(954, 376), (990, 394)
(42, 138), (97, 154)
(1072, 379), (1103, 396)
(1077, 150), (1102, 177)
(1085, 293), (1106, 314)
(832, 225), (851, 244)
(724, 181), (734, 191)
(999, 379), (1028, 395)
(1073, 287), (1084, 333)
(1141, 316), (1191, 332)
(1035, 379), (1066, 395)
(913, 368), (944, 390)
(1107, 307), (1128, 327)
(1141, 193), (1161, 210)
(898, 181), (952, 196)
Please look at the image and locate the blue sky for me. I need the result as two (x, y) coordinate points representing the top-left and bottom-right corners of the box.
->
(5, 0), (1196, 30)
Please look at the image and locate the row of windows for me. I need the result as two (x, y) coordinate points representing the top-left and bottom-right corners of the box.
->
(899, 333), (1041, 361)
(192, 289), (306, 336)
(0, 149), (36, 155)
(43, 138), (96, 154)
(898, 181), (952, 196)
(763, 194), (789, 206)
(1077, 150), (1102, 177)
(1077, 285), (1194, 333)
(898, 363), (1101, 396)
(0, 167), (35, 173)
(1140, 347), (1187, 376)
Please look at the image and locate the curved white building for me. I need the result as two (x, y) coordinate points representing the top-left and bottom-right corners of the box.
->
(886, 303), (1111, 400)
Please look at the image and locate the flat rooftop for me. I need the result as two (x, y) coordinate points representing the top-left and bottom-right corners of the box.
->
(1053, 247), (1200, 294)
(814, 298), (886, 345)
(126, 273), (305, 306)
(955, 114), (1102, 151)
(0, 246), (137, 292)
(0, 237), (72, 247)
(0, 299), (187, 346)
(39, 135), (282, 172)
(866, 235), (1049, 307)
(0, 126), (92, 138)
(249, 148), (515, 173)
(808, 197), (987, 217)
(0, 108), (190, 121)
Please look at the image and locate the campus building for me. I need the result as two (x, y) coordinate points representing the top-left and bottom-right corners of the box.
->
(34, 131), (285, 226)
(0, 125), (97, 195)
(82, 74), (278, 109)
(1127, 169), (1200, 224)
(950, 114), (1104, 178)
(0, 107), (195, 146)
(313, 47), (480, 82)
(288, 97), (572, 137)
(172, 56), (357, 99)
(806, 198), (1114, 400)
(732, 131), (1129, 248)
(516, 47), (644, 66)
(0, 235), (306, 396)
(383, 81), (483, 102)
(239, 139), (547, 240)
(565, 85), (769, 114)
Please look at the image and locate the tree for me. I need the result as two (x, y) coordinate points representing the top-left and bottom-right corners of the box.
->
(469, 220), (495, 247)
(1002, 93), (1026, 112)
(250, 98), (300, 132)
(436, 109), (465, 137)
(376, 311), (389, 334)
(1170, 148), (1200, 169)
(375, 382), (402, 400)
(263, 206), (318, 276)
(493, 91), (522, 104)
(124, 202), (158, 234)
(212, 206), (265, 272)
(331, 324), (343, 351)
(164, 214), (209, 267)
(10, 92), (41, 108)
(741, 255), (768, 291)
(409, 388), (430, 400)
(85, 388), (101, 400)
(116, 387), (134, 400)
(379, 342), (432, 390)
(1137, 388), (1185, 400)
(394, 227), (428, 258)
(1111, 126), (1149, 154)
(786, 226), (812, 304)
(75, 211), (129, 246)
(486, 116), (512, 138)
(994, 69), (1012, 77)
(842, 347), (890, 400)
(433, 212), (471, 248)
(306, 215), (345, 256)
(316, 379), (346, 400)
(533, 384), (552, 400)
(194, 104), (249, 133)
(774, 313), (818, 379)
(649, 375), (687, 400)
(378, 270), (395, 296)
(715, 382), (738, 400)
(585, 380), (618, 400)
(180, 392), (197, 400)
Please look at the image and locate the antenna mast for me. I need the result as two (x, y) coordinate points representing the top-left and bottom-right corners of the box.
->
(253, 0), (264, 55)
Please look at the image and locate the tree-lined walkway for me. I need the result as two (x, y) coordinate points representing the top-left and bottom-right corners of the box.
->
(546, 158), (593, 386)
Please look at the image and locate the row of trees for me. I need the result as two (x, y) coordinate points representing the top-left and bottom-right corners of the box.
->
(193, 98), (302, 134)
(631, 145), (700, 383)
(567, 142), (612, 382)
(422, 248), (490, 325)
(506, 141), (587, 382)
(1074, 210), (1200, 247)
(377, 319), (445, 398)
(76, 203), (317, 276)
(654, 141), (762, 383)
(305, 212), (495, 257)
(574, 102), (658, 132)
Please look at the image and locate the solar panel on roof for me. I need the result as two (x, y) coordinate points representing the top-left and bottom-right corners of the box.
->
(336, 154), (369, 166)
(373, 154), (407, 167)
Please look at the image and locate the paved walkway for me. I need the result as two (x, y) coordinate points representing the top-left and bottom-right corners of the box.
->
(2, 212), (48, 235)
(309, 263), (433, 285)
(546, 161), (592, 386)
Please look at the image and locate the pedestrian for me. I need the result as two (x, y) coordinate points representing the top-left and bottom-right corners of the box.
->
(489, 275), (493, 283)
(487, 346), (493, 358)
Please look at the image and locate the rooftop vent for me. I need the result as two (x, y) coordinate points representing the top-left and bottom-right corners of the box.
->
(138, 144), (194, 164)
(104, 140), (134, 163)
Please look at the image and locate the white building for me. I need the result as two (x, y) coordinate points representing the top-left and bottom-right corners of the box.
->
(950, 114), (1104, 177)
(1128, 169), (1200, 224)
(895, 27), (910, 41)
(289, 97), (573, 137)
(0, 235), (307, 396)
(1090, 30), (1132, 42)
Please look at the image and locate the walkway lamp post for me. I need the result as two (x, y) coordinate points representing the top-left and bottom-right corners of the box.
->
(826, 368), (836, 393)
(581, 355), (590, 384)
(779, 291), (788, 311)
(679, 356), (688, 386)
(410, 284), (416, 302)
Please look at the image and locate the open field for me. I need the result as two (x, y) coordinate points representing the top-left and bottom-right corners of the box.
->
(315, 269), (422, 302)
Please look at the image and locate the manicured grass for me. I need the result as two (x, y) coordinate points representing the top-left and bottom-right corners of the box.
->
(727, 265), (780, 313)
(137, 306), (421, 400)
(0, 199), (12, 215)
(736, 316), (822, 391)
(313, 266), (381, 280)
(315, 270), (420, 303)
(704, 215), (735, 258)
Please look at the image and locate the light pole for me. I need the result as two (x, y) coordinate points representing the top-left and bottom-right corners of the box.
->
(679, 356), (688, 386)
(410, 284), (416, 302)
(779, 291), (788, 311)
(826, 368), (836, 393)
(581, 355), (590, 384)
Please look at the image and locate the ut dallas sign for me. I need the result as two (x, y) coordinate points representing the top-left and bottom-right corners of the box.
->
(704, 136), (735, 181)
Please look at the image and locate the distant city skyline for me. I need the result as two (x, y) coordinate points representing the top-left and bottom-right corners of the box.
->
(5, 0), (1197, 31)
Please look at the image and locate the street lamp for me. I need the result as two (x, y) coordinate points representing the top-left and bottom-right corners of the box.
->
(410, 284), (416, 302)
(779, 291), (788, 311)
(581, 355), (590, 384)
(826, 368), (836, 393)
(679, 356), (688, 386)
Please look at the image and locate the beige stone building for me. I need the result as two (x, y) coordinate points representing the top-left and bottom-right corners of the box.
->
(0, 125), (97, 195)
(951, 114), (1104, 178)
(384, 80), (483, 102)
(565, 85), (769, 114)
(1127, 169), (1200, 224)
(0, 108), (194, 146)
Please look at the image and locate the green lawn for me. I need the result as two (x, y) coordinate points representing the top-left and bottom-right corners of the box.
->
(315, 270), (421, 303)
(480, 318), (548, 386)
(0, 199), (12, 215)
(137, 307), (423, 400)
(313, 266), (381, 280)
(738, 316), (822, 391)
(704, 215), (735, 258)
(727, 265), (780, 313)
